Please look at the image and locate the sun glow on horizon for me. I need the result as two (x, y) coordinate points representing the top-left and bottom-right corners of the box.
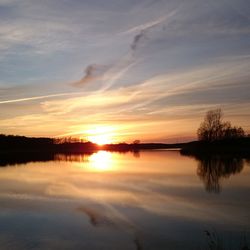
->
(85, 126), (115, 145)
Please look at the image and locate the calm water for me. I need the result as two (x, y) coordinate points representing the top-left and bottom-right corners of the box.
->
(0, 150), (249, 250)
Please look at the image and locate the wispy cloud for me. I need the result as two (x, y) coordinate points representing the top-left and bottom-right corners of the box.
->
(124, 15), (170, 34)
(126, 11), (178, 52)
(0, 92), (76, 104)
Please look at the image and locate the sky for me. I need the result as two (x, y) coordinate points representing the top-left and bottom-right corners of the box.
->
(0, 0), (250, 143)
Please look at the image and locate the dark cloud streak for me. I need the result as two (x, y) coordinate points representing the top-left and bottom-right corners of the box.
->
(72, 64), (109, 87)
(131, 30), (147, 51)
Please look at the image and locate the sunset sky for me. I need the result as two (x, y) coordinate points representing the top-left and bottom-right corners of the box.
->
(0, 0), (250, 143)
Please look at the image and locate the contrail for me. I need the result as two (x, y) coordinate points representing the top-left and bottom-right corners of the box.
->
(100, 55), (138, 92)
(0, 92), (78, 104)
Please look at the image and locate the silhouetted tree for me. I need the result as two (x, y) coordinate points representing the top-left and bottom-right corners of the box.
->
(222, 124), (245, 139)
(197, 109), (245, 141)
(133, 140), (140, 144)
(197, 109), (224, 141)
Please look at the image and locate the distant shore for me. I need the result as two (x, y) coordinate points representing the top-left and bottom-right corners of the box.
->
(1, 134), (250, 168)
(1, 134), (250, 155)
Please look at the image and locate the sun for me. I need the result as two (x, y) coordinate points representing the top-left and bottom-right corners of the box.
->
(88, 134), (110, 145)
(86, 126), (114, 145)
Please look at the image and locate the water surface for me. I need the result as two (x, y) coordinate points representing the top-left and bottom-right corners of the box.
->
(0, 150), (249, 249)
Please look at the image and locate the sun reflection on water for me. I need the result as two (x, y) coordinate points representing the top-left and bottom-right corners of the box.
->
(88, 151), (114, 171)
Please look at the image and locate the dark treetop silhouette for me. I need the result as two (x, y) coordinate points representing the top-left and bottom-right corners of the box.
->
(181, 109), (250, 155)
(197, 109), (245, 142)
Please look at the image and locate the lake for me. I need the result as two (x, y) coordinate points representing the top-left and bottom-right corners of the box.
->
(0, 150), (249, 250)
